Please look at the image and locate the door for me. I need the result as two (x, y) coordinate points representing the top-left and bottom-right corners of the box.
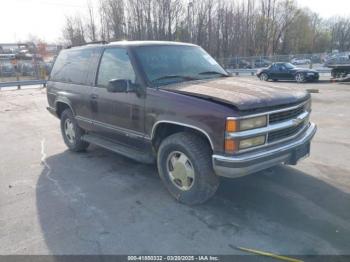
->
(280, 64), (294, 80)
(269, 64), (279, 79)
(91, 47), (146, 150)
(274, 64), (289, 80)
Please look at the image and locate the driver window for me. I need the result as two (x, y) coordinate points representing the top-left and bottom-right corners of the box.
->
(97, 48), (136, 87)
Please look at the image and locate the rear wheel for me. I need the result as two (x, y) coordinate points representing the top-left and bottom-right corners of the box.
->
(295, 73), (305, 83)
(259, 73), (269, 81)
(60, 109), (89, 152)
(157, 132), (220, 205)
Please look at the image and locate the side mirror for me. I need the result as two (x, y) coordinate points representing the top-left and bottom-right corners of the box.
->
(107, 79), (132, 93)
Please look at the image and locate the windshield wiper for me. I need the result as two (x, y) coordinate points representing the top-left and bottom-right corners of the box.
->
(151, 75), (198, 83)
(198, 71), (228, 77)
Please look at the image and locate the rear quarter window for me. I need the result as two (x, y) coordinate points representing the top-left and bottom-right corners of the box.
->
(50, 48), (95, 85)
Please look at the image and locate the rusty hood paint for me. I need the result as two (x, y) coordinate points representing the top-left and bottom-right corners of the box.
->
(163, 77), (310, 111)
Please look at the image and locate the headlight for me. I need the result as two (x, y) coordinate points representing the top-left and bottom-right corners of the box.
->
(226, 115), (267, 132)
(225, 116), (268, 153)
(240, 116), (267, 131)
(239, 136), (266, 150)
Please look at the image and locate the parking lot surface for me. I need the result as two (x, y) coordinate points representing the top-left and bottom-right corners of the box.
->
(1, 78), (350, 255)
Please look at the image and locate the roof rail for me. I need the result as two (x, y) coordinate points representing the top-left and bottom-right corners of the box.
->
(66, 40), (108, 49)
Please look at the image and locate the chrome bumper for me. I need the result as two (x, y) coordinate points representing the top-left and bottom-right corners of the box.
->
(212, 123), (317, 178)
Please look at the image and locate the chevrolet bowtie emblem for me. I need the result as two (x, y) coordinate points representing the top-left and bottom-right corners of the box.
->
(293, 118), (303, 125)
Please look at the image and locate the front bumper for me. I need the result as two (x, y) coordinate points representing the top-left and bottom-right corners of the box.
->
(212, 123), (317, 178)
(305, 73), (319, 81)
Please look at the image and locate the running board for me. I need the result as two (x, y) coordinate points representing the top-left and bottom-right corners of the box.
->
(82, 134), (155, 164)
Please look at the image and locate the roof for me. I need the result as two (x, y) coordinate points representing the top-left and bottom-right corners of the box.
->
(66, 40), (197, 50)
(107, 40), (197, 47)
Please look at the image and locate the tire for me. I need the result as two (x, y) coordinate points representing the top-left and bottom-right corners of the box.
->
(157, 132), (220, 205)
(60, 108), (89, 152)
(295, 73), (305, 83)
(259, 73), (269, 81)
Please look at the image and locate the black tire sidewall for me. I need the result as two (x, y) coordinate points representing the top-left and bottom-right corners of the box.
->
(157, 133), (219, 205)
(60, 109), (88, 151)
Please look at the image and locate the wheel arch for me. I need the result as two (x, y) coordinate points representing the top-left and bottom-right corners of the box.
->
(260, 71), (269, 79)
(55, 99), (75, 119)
(151, 121), (214, 152)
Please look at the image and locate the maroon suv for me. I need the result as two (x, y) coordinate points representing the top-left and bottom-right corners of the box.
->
(47, 41), (317, 204)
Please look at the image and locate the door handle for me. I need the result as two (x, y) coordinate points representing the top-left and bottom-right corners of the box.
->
(90, 94), (98, 99)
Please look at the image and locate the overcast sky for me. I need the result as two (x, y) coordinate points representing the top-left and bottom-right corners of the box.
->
(0, 0), (349, 43)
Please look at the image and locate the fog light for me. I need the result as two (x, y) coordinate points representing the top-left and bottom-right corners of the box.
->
(239, 136), (265, 149)
(225, 139), (238, 154)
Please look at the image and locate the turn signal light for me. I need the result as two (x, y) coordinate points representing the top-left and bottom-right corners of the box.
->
(225, 139), (237, 154)
(226, 119), (238, 132)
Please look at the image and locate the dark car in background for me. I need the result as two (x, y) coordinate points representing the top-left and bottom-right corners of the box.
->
(257, 62), (319, 83)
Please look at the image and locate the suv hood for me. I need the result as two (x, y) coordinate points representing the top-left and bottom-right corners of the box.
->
(163, 77), (310, 111)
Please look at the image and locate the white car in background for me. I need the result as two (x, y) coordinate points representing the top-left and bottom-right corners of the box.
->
(291, 58), (311, 65)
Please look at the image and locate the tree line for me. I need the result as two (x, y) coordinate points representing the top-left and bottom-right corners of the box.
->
(62, 0), (350, 59)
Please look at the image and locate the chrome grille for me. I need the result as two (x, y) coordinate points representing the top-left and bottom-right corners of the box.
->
(269, 105), (305, 124)
(268, 121), (306, 143)
(226, 100), (311, 153)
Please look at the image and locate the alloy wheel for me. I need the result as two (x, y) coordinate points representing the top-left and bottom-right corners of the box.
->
(295, 73), (304, 83)
(64, 118), (76, 144)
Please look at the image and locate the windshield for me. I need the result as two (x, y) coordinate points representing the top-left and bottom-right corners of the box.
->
(133, 45), (227, 86)
(284, 63), (296, 69)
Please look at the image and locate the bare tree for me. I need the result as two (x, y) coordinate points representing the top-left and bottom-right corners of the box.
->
(62, 15), (86, 46)
(61, 0), (350, 58)
(86, 1), (98, 42)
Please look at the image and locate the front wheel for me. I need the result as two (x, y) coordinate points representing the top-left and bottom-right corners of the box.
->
(259, 73), (269, 81)
(295, 73), (305, 83)
(157, 132), (220, 205)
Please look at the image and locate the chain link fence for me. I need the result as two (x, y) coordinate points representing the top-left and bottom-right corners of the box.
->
(219, 53), (335, 70)
(1, 43), (349, 88)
